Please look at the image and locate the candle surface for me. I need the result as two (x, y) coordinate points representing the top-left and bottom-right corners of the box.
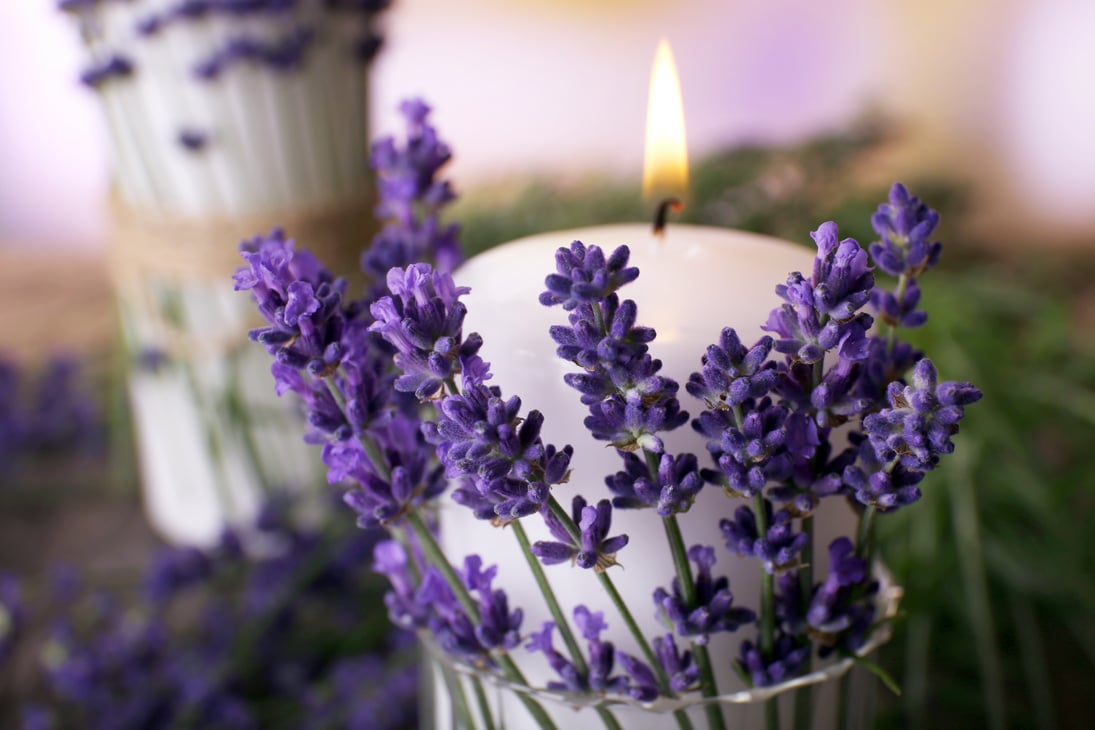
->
(449, 223), (856, 718)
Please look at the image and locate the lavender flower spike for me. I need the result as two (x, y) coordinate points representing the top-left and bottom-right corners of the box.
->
(369, 263), (470, 399)
(870, 183), (942, 278)
(653, 545), (755, 644)
(653, 633), (700, 693)
(763, 222), (874, 364)
(540, 242), (639, 310)
(531, 496), (629, 571)
(807, 537), (878, 657)
(720, 500), (808, 574)
(235, 229), (348, 376)
(863, 358), (982, 471)
(686, 328), (779, 409)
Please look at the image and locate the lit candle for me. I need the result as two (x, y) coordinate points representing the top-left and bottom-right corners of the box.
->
(446, 41), (855, 723)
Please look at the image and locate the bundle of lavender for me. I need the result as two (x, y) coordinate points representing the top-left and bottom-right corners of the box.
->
(236, 102), (980, 729)
(57, 0), (389, 546)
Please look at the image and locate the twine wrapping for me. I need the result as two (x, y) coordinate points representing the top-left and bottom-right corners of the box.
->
(110, 192), (376, 360)
(110, 192), (376, 286)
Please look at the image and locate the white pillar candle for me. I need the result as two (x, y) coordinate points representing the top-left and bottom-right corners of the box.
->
(449, 222), (858, 725)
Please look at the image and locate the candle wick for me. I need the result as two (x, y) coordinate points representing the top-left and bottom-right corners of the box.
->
(652, 197), (682, 237)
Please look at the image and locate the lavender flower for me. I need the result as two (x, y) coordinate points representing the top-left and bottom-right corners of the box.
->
(869, 183), (942, 278)
(686, 329), (779, 409)
(653, 545), (755, 643)
(720, 500), (808, 574)
(526, 606), (632, 697)
(693, 397), (793, 498)
(368, 263), (469, 399)
(365, 98), (461, 282)
(426, 381), (573, 521)
(540, 242), (639, 310)
(334, 410), (445, 527)
(178, 128), (209, 152)
(736, 635), (810, 688)
(653, 633), (699, 693)
(144, 546), (213, 604)
(863, 358), (982, 471)
(79, 54), (134, 89)
(807, 538), (878, 656)
(531, 496), (628, 571)
(605, 450), (705, 516)
(372, 540), (431, 630)
(763, 222), (874, 364)
(235, 230), (348, 376)
(842, 433), (925, 509)
(543, 243), (688, 453)
(464, 556), (523, 651)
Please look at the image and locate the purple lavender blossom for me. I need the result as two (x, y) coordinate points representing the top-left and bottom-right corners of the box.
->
(526, 606), (632, 697)
(604, 450), (705, 516)
(807, 538), (878, 657)
(842, 432), (925, 509)
(177, 128), (209, 152)
(235, 229), (348, 376)
(736, 635), (810, 688)
(531, 496), (628, 571)
(364, 99), (462, 282)
(464, 556), (523, 651)
(686, 329), (779, 409)
(424, 381), (573, 521)
(144, 546), (213, 604)
(863, 358), (982, 471)
(653, 545), (755, 643)
(372, 540), (431, 630)
(693, 397), (793, 498)
(540, 242), (639, 310)
(368, 263), (469, 399)
(763, 223), (874, 364)
(540, 242), (683, 453)
(79, 54), (134, 89)
(334, 410), (445, 527)
(544, 243), (688, 453)
(653, 633), (699, 693)
(869, 183), (942, 278)
(720, 500), (808, 574)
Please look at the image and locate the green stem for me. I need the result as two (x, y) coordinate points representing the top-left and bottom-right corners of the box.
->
(752, 494), (775, 660)
(441, 662), (479, 730)
(662, 515), (725, 730)
(793, 514), (814, 730)
(856, 506), (877, 560)
(886, 274), (909, 356)
(470, 675), (496, 730)
(512, 521), (590, 677)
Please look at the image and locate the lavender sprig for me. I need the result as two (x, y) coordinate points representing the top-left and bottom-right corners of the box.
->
(532, 496), (629, 571)
(653, 545), (756, 644)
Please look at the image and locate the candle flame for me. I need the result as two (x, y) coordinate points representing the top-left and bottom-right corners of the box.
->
(642, 39), (689, 204)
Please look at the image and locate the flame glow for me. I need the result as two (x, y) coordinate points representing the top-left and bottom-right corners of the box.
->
(642, 39), (689, 203)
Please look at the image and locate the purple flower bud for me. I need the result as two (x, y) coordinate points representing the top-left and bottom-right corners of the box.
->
(653, 545), (755, 642)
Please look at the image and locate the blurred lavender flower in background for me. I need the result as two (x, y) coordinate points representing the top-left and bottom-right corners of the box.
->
(0, 355), (101, 477)
(364, 99), (462, 289)
(19, 497), (416, 730)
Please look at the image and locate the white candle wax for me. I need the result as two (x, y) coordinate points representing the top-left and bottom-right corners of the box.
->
(449, 223), (857, 725)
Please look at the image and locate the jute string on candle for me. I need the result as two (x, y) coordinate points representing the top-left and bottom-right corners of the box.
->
(110, 192), (376, 359)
